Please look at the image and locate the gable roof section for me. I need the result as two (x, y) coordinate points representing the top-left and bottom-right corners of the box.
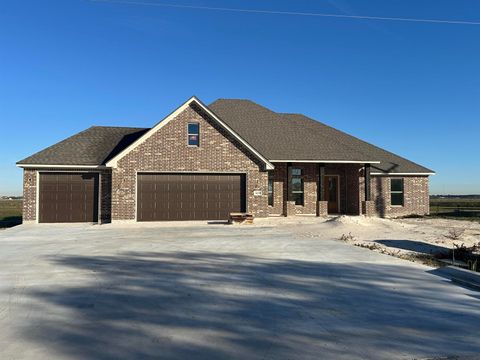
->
(105, 96), (274, 170)
(209, 99), (434, 174)
(17, 126), (148, 167)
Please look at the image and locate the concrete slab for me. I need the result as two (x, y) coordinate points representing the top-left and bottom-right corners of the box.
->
(0, 221), (479, 359)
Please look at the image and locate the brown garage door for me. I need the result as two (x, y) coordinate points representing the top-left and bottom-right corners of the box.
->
(137, 173), (246, 221)
(39, 173), (99, 223)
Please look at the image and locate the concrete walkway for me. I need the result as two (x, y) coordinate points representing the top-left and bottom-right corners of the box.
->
(0, 222), (479, 359)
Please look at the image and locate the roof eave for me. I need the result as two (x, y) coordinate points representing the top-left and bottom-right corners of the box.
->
(16, 164), (109, 169)
(269, 160), (381, 164)
(370, 172), (436, 176)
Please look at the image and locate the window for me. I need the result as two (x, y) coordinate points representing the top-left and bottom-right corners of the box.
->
(290, 168), (304, 205)
(268, 173), (274, 206)
(187, 123), (199, 146)
(391, 178), (404, 206)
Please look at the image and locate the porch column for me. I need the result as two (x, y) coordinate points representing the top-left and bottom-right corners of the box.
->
(362, 164), (375, 216)
(364, 164), (371, 201)
(284, 162), (295, 216)
(317, 163), (328, 217)
(98, 172), (102, 224)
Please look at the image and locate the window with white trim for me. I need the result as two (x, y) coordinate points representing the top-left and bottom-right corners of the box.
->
(187, 122), (199, 146)
(390, 178), (404, 206)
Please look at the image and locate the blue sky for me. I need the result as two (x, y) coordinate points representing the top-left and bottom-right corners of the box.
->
(1, 0), (479, 195)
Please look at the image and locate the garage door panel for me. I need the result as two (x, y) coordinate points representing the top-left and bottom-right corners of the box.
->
(39, 173), (99, 223)
(137, 173), (246, 221)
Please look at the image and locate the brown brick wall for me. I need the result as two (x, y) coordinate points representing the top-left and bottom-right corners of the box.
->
(112, 103), (268, 220)
(22, 169), (37, 222)
(268, 164), (429, 218)
(268, 163), (319, 216)
(295, 163), (318, 215)
(267, 163), (362, 216)
(269, 163), (286, 215)
(100, 171), (112, 223)
(360, 175), (429, 217)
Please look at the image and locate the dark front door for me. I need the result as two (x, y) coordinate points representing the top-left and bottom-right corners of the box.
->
(137, 173), (246, 221)
(39, 173), (99, 223)
(324, 175), (339, 214)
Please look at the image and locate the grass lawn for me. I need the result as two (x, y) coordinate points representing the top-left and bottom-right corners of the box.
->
(0, 200), (22, 228)
(430, 198), (480, 221)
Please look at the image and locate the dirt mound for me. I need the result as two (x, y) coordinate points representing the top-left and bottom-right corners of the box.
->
(326, 215), (379, 226)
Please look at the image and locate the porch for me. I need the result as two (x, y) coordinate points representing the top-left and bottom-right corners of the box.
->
(267, 162), (374, 217)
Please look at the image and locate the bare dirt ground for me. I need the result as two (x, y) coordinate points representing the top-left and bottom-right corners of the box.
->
(264, 216), (480, 263)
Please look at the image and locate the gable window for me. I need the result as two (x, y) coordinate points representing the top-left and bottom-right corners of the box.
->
(187, 122), (200, 146)
(290, 168), (304, 206)
(268, 172), (274, 206)
(391, 178), (404, 206)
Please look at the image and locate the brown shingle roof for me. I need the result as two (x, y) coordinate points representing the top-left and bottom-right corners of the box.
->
(209, 99), (433, 174)
(17, 126), (149, 166)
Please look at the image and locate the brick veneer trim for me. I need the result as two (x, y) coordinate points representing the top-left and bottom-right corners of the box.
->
(22, 169), (37, 222)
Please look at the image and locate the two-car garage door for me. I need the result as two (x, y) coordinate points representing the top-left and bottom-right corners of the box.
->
(137, 173), (246, 221)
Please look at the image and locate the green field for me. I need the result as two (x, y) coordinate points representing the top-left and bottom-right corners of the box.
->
(430, 198), (480, 220)
(0, 200), (22, 228)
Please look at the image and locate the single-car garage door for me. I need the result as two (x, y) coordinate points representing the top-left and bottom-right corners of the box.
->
(39, 173), (99, 223)
(137, 173), (246, 221)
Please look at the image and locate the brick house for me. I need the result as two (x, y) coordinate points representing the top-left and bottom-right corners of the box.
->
(17, 96), (434, 223)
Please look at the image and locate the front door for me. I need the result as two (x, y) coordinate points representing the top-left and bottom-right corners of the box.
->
(324, 176), (339, 214)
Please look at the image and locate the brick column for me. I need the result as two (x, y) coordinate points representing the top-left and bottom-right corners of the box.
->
(317, 163), (326, 216)
(285, 201), (297, 216)
(362, 200), (375, 216)
(317, 201), (328, 217)
(283, 162), (292, 216)
(364, 164), (371, 201)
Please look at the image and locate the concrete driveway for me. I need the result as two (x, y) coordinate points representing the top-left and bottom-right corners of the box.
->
(0, 221), (479, 360)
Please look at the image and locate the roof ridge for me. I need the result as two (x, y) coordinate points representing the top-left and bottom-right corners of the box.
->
(89, 125), (149, 130)
(210, 98), (277, 113)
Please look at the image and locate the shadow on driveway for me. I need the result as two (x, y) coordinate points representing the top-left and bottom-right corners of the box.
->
(375, 239), (450, 255)
(21, 251), (480, 360)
